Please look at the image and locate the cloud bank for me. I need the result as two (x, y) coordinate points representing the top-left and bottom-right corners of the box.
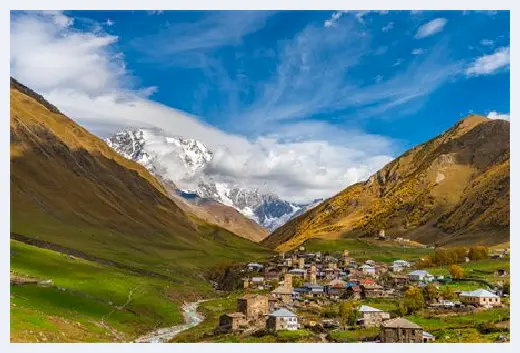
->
(10, 11), (396, 203)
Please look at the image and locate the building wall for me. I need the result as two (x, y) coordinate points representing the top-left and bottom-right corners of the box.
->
(237, 297), (268, 318)
(460, 296), (501, 307)
(219, 315), (246, 331)
(362, 312), (390, 327)
(267, 316), (298, 331)
(380, 328), (423, 343)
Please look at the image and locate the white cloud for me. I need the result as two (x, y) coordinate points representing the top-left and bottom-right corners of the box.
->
(392, 58), (404, 67)
(10, 11), (395, 204)
(324, 10), (348, 28)
(324, 10), (373, 27)
(465, 46), (510, 76)
(480, 39), (494, 47)
(105, 18), (115, 27)
(133, 11), (274, 61)
(415, 18), (447, 39)
(411, 48), (425, 55)
(382, 22), (394, 32)
(487, 111), (510, 121)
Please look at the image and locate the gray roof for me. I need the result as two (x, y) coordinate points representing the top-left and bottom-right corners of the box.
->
(460, 288), (499, 298)
(358, 305), (383, 312)
(269, 308), (297, 318)
(381, 317), (422, 329)
(409, 270), (429, 276)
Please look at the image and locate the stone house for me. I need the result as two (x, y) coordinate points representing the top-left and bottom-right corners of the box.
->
(379, 317), (423, 343)
(388, 274), (409, 287)
(266, 308), (298, 332)
(325, 279), (347, 299)
(267, 294), (281, 311)
(459, 289), (501, 308)
(237, 294), (268, 319)
(243, 276), (265, 289)
(218, 312), (247, 332)
(361, 284), (385, 298)
(271, 276), (294, 304)
(360, 264), (376, 277)
(358, 305), (390, 327)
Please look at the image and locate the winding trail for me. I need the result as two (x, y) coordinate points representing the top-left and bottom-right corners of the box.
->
(134, 300), (206, 343)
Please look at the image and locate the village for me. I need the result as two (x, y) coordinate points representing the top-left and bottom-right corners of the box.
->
(213, 238), (510, 343)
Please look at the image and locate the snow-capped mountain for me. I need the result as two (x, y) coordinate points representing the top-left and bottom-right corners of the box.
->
(105, 128), (320, 232)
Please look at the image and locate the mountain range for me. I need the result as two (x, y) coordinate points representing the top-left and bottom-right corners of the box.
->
(105, 128), (321, 233)
(263, 115), (510, 251)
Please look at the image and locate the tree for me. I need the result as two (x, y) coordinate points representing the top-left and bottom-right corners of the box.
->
(449, 265), (465, 279)
(423, 283), (440, 304)
(338, 301), (358, 328)
(468, 246), (488, 261)
(396, 301), (407, 317)
(292, 276), (304, 288)
(454, 247), (468, 261)
(441, 286), (457, 300)
(503, 280), (510, 295)
(416, 256), (433, 269)
(404, 286), (425, 314)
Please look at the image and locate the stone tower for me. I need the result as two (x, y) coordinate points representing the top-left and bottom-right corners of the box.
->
(284, 274), (294, 290)
(309, 265), (317, 285)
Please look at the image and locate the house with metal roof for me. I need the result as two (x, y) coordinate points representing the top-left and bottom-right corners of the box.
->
(408, 270), (434, 282)
(357, 305), (390, 327)
(267, 308), (298, 331)
(380, 317), (423, 343)
(459, 288), (501, 307)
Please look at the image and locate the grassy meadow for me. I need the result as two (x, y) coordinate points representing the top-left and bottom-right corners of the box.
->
(303, 238), (432, 262)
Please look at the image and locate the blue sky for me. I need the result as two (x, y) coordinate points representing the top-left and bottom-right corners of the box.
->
(10, 10), (510, 202)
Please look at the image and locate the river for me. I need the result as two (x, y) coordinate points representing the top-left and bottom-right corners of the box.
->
(134, 300), (206, 343)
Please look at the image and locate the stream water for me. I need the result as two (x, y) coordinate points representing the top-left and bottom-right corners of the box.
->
(134, 300), (205, 343)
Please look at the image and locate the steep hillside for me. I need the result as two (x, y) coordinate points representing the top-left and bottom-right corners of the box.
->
(264, 115), (510, 250)
(159, 177), (269, 242)
(10, 77), (270, 281)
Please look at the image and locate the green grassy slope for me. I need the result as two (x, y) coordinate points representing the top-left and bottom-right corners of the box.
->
(10, 240), (194, 342)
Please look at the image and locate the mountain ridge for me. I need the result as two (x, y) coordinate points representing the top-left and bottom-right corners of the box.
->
(263, 115), (510, 250)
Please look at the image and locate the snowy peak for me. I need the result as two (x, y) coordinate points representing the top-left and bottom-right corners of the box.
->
(105, 128), (320, 232)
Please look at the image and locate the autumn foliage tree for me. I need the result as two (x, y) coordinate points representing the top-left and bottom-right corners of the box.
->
(404, 286), (425, 314)
(468, 246), (488, 260)
(441, 286), (457, 300)
(423, 283), (440, 304)
(449, 264), (465, 279)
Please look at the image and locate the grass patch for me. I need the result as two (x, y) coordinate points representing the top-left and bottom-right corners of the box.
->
(406, 307), (510, 331)
(303, 238), (432, 262)
(327, 327), (379, 342)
